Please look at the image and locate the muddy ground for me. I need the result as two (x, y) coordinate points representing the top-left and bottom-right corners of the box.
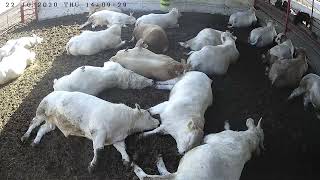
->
(0, 11), (320, 180)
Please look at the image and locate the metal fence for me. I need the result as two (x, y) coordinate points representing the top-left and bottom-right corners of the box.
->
(0, 2), (21, 34)
(258, 0), (320, 38)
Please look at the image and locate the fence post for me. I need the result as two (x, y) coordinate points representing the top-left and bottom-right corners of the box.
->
(285, 0), (291, 34)
(34, 0), (38, 21)
(20, 3), (24, 23)
(310, 0), (315, 30)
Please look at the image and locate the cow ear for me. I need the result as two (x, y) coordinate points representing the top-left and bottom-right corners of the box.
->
(135, 103), (141, 112)
(246, 118), (255, 129)
(53, 79), (57, 84)
(257, 117), (262, 129)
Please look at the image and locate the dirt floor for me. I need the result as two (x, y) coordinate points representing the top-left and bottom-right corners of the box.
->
(1, 11), (320, 180)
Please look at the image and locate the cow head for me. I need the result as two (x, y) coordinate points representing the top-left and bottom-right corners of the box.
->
(274, 33), (287, 44)
(132, 104), (160, 133)
(128, 12), (137, 25)
(170, 8), (181, 18)
(246, 118), (264, 156)
(176, 118), (204, 154)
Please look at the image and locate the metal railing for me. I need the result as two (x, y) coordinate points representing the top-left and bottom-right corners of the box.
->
(0, 2), (21, 34)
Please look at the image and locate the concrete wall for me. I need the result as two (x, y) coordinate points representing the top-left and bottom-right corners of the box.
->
(37, 0), (253, 20)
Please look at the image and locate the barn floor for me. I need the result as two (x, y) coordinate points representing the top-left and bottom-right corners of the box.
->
(0, 11), (320, 180)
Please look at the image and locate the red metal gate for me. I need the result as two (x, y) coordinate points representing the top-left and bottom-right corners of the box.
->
(20, 0), (38, 23)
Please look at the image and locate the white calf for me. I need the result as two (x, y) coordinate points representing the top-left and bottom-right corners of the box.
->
(21, 91), (159, 173)
(66, 24), (125, 56)
(53, 61), (154, 95)
(135, 8), (181, 29)
(179, 28), (223, 51)
(144, 71), (213, 154)
(288, 73), (320, 119)
(187, 31), (239, 75)
(133, 118), (264, 180)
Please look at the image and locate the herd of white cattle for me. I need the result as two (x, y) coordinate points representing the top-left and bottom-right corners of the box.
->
(0, 5), (319, 179)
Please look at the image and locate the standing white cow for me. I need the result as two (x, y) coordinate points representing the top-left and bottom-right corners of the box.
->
(228, 7), (257, 28)
(133, 118), (264, 180)
(249, 21), (277, 47)
(178, 28), (224, 51)
(288, 73), (320, 119)
(66, 24), (125, 56)
(21, 91), (160, 173)
(135, 8), (181, 29)
(0, 46), (36, 85)
(110, 43), (190, 81)
(80, 10), (136, 29)
(187, 31), (239, 75)
(53, 61), (154, 95)
(143, 71), (213, 154)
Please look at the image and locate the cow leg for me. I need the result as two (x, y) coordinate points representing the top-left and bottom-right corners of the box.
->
(31, 122), (56, 146)
(113, 141), (130, 165)
(21, 116), (46, 142)
(156, 77), (179, 85)
(303, 93), (311, 110)
(155, 84), (174, 90)
(149, 101), (169, 115)
(115, 41), (126, 49)
(156, 156), (171, 175)
(88, 130), (107, 173)
(142, 125), (166, 137)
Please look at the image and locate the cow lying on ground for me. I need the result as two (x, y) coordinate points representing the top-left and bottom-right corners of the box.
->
(144, 71), (213, 154)
(53, 61), (154, 95)
(21, 91), (160, 173)
(66, 24), (125, 56)
(110, 41), (190, 81)
(133, 118), (264, 180)
(288, 73), (320, 119)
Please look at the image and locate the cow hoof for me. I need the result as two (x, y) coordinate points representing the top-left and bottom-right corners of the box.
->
(30, 142), (38, 147)
(88, 164), (96, 174)
(20, 136), (27, 143)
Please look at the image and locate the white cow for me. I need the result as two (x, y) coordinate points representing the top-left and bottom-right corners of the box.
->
(80, 10), (136, 29)
(53, 61), (154, 95)
(187, 31), (239, 75)
(0, 34), (42, 61)
(249, 21), (277, 47)
(133, 118), (264, 180)
(66, 24), (125, 56)
(179, 28), (223, 51)
(131, 23), (169, 53)
(263, 33), (295, 65)
(288, 73), (320, 119)
(21, 91), (160, 173)
(110, 42), (190, 81)
(0, 46), (36, 85)
(268, 48), (308, 87)
(7, 34), (43, 49)
(88, 6), (122, 16)
(135, 8), (181, 29)
(143, 71), (213, 154)
(228, 7), (257, 28)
